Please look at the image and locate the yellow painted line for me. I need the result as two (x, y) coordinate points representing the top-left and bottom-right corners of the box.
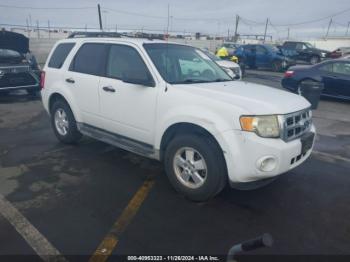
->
(89, 179), (155, 262)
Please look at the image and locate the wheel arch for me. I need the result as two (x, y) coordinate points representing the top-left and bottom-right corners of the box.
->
(48, 92), (81, 121)
(159, 122), (225, 162)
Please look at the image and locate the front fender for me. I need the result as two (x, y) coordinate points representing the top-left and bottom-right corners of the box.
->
(154, 105), (236, 150)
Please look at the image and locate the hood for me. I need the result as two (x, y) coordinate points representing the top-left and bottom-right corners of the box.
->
(216, 60), (239, 69)
(174, 81), (310, 115)
(311, 48), (329, 54)
(0, 30), (29, 54)
(289, 64), (312, 71)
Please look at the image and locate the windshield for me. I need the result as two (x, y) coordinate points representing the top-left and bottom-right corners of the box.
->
(144, 43), (232, 84)
(265, 45), (281, 53)
(0, 49), (21, 57)
(305, 42), (314, 49)
(202, 50), (221, 61)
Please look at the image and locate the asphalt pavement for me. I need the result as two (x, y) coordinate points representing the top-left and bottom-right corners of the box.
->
(0, 71), (349, 261)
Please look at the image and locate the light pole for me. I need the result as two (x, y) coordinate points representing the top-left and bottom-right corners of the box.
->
(102, 10), (108, 31)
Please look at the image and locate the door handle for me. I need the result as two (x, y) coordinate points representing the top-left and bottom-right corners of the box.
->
(66, 78), (75, 84)
(103, 86), (116, 93)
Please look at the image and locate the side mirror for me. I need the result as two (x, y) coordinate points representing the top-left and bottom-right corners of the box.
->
(122, 70), (155, 87)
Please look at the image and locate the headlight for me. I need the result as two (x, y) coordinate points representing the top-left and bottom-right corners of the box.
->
(240, 115), (280, 138)
(223, 67), (235, 78)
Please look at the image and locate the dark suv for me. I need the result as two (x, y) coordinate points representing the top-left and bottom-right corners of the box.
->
(0, 30), (40, 95)
(281, 41), (330, 65)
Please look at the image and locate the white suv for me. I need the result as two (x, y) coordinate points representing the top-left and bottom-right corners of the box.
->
(41, 36), (315, 201)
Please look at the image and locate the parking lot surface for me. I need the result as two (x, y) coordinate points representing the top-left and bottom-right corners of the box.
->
(0, 70), (349, 261)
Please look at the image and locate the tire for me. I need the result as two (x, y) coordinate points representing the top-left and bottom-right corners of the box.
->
(310, 56), (320, 65)
(50, 99), (82, 144)
(298, 79), (319, 95)
(272, 61), (282, 72)
(164, 134), (227, 202)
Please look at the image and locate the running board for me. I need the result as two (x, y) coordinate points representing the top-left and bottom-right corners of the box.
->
(77, 123), (159, 160)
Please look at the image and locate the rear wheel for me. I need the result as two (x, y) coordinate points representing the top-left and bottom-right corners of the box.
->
(272, 61), (282, 72)
(50, 99), (82, 144)
(164, 134), (227, 202)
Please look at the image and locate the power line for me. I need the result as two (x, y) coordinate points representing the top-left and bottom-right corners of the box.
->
(271, 7), (350, 27)
(0, 4), (95, 10)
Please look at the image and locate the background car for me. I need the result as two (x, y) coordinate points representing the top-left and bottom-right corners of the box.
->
(234, 44), (294, 72)
(202, 50), (242, 79)
(327, 47), (350, 59)
(281, 41), (330, 65)
(0, 30), (40, 95)
(282, 59), (350, 100)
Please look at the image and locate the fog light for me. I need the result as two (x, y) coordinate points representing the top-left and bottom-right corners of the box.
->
(257, 156), (277, 172)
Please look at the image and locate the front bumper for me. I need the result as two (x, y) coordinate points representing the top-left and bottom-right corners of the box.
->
(0, 66), (39, 92)
(218, 125), (316, 184)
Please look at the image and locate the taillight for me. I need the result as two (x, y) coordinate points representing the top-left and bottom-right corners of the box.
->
(284, 70), (294, 78)
(40, 71), (46, 89)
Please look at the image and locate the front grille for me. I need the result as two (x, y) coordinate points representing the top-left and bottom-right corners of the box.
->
(281, 108), (312, 142)
(0, 72), (38, 88)
(0, 65), (30, 74)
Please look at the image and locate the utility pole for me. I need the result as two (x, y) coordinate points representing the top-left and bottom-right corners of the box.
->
(346, 22), (350, 36)
(234, 15), (240, 42)
(325, 18), (332, 39)
(97, 4), (103, 31)
(227, 28), (230, 41)
(36, 20), (40, 39)
(26, 18), (30, 37)
(48, 20), (51, 39)
(287, 28), (290, 40)
(263, 18), (269, 43)
(115, 24), (118, 33)
(29, 14), (32, 28)
(166, 4), (170, 36)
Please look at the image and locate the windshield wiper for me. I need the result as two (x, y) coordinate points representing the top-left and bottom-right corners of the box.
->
(212, 78), (231, 82)
(175, 79), (209, 84)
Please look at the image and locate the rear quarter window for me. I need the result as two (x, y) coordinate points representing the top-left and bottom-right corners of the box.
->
(48, 43), (75, 69)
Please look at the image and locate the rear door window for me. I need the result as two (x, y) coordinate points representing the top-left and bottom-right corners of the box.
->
(319, 63), (333, 72)
(70, 43), (108, 76)
(48, 43), (75, 69)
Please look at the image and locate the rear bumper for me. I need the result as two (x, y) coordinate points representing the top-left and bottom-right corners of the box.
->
(0, 84), (40, 92)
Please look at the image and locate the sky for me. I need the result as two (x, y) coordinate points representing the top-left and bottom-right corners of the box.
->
(1, 0), (350, 40)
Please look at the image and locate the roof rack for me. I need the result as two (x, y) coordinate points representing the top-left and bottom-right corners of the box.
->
(67, 31), (165, 41)
(67, 31), (122, 38)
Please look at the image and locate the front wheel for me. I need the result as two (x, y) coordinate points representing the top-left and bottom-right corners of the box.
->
(272, 61), (283, 72)
(310, 56), (320, 65)
(164, 134), (227, 202)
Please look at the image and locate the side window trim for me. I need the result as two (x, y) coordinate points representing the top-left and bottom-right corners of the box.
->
(104, 43), (155, 86)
